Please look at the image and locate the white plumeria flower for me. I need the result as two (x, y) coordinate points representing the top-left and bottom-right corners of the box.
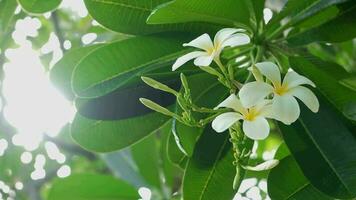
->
(212, 94), (273, 140)
(172, 28), (250, 71)
(239, 62), (319, 125)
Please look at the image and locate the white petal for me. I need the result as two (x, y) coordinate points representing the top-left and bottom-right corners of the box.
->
(254, 100), (274, 118)
(255, 62), (282, 86)
(172, 51), (206, 71)
(282, 71), (315, 88)
(272, 94), (300, 125)
(213, 28), (242, 47)
(221, 33), (250, 48)
(242, 117), (270, 140)
(239, 81), (274, 108)
(193, 54), (214, 66)
(215, 94), (245, 114)
(183, 33), (213, 51)
(288, 86), (319, 113)
(212, 112), (243, 133)
(243, 159), (279, 171)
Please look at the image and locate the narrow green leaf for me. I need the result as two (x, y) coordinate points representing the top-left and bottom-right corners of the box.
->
(278, 96), (356, 199)
(0, 0), (18, 34)
(47, 174), (139, 200)
(288, 2), (356, 45)
(71, 111), (170, 152)
(18, 0), (61, 14)
(131, 133), (162, 189)
(147, 0), (251, 29)
(50, 44), (105, 100)
(183, 126), (253, 200)
(167, 124), (188, 168)
(75, 79), (180, 120)
(268, 156), (333, 200)
(340, 76), (356, 92)
(101, 150), (146, 188)
(71, 33), (193, 98)
(83, 0), (219, 35)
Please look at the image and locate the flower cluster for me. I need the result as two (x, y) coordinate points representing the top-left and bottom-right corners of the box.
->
(173, 28), (319, 140)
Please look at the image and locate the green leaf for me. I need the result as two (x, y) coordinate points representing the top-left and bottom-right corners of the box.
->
(83, 0), (219, 35)
(131, 133), (162, 188)
(340, 76), (356, 92)
(266, 0), (352, 38)
(167, 125), (188, 168)
(18, 0), (62, 14)
(288, 2), (356, 45)
(75, 78), (179, 120)
(0, 0), (18, 34)
(159, 121), (182, 188)
(278, 96), (356, 199)
(268, 156), (333, 200)
(289, 56), (356, 118)
(50, 44), (105, 100)
(147, 0), (251, 29)
(71, 110), (170, 152)
(183, 126), (252, 200)
(47, 174), (139, 200)
(72, 33), (193, 98)
(101, 150), (146, 188)
(243, 0), (265, 29)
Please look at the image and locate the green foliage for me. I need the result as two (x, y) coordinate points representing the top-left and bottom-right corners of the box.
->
(1, 0), (356, 199)
(18, 0), (62, 14)
(47, 174), (139, 200)
(288, 2), (356, 45)
(83, 0), (219, 34)
(147, 0), (251, 29)
(71, 33), (192, 98)
(268, 156), (333, 200)
(278, 96), (356, 199)
(71, 111), (170, 152)
(290, 56), (356, 119)
(50, 44), (105, 100)
(183, 126), (239, 200)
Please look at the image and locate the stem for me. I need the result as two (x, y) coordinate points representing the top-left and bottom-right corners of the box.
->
(229, 123), (253, 190)
(51, 11), (66, 52)
(215, 57), (229, 79)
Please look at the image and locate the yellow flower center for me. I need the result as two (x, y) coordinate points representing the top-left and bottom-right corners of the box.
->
(207, 47), (215, 56)
(244, 108), (258, 121)
(274, 84), (289, 95)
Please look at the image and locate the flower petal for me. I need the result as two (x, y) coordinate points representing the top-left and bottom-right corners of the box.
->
(183, 33), (213, 51)
(243, 159), (279, 171)
(272, 94), (300, 125)
(172, 51), (206, 71)
(194, 54), (214, 66)
(215, 94), (245, 114)
(254, 100), (274, 118)
(239, 81), (274, 108)
(212, 112), (243, 133)
(221, 33), (250, 48)
(255, 62), (282, 86)
(282, 71), (316, 88)
(242, 117), (270, 140)
(288, 86), (319, 113)
(213, 28), (243, 47)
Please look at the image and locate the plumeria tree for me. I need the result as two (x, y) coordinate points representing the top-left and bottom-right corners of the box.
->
(0, 0), (356, 200)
